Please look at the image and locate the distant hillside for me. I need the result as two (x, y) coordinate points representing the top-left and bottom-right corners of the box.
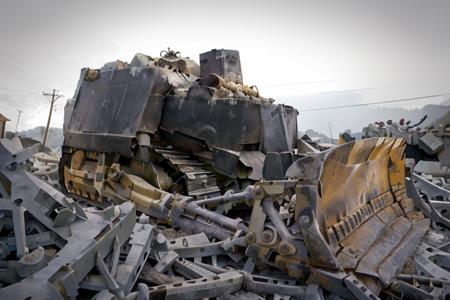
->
(299, 129), (338, 144)
(15, 127), (64, 154)
(298, 103), (450, 141)
(281, 94), (450, 136)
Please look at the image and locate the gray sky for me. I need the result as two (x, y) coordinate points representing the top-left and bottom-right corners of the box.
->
(1, 0), (450, 135)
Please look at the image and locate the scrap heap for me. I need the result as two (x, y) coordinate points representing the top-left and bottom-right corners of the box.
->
(359, 112), (450, 191)
(0, 49), (449, 299)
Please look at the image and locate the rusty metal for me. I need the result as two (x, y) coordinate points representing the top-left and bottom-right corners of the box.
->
(3, 49), (450, 299)
(203, 73), (260, 97)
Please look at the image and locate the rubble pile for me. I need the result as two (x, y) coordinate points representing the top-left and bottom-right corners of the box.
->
(358, 110), (450, 192)
(1, 49), (449, 299)
(1, 136), (449, 299)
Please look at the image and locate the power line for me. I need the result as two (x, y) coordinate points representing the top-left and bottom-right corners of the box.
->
(0, 53), (47, 87)
(261, 78), (354, 87)
(260, 78), (450, 93)
(0, 87), (50, 104)
(315, 79), (450, 95)
(0, 58), (43, 90)
(0, 86), (40, 95)
(301, 93), (450, 112)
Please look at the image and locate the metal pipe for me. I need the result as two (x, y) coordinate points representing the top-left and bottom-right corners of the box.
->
(203, 73), (259, 98)
(96, 254), (125, 299)
(184, 202), (243, 230)
(195, 186), (253, 206)
(174, 216), (234, 241)
(261, 197), (293, 240)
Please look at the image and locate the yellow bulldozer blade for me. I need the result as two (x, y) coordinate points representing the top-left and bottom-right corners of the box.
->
(316, 137), (429, 292)
(249, 137), (430, 297)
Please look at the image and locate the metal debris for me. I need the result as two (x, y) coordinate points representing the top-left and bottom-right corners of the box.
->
(1, 49), (450, 299)
(0, 137), (154, 299)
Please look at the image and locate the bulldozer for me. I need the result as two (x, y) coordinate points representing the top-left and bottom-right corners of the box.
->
(57, 49), (447, 298)
(61, 48), (298, 208)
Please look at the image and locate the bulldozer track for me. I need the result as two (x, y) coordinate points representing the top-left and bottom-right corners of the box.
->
(153, 146), (221, 198)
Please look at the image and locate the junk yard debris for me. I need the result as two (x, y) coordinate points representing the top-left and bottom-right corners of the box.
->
(1, 49), (449, 300)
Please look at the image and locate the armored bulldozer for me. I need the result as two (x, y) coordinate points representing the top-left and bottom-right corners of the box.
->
(6, 48), (450, 298)
(61, 49), (298, 208)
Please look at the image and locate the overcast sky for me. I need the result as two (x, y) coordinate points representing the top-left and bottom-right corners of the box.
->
(1, 0), (450, 135)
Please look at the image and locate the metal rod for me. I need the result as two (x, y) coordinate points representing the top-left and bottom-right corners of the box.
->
(195, 186), (253, 206)
(12, 199), (27, 258)
(262, 197), (293, 240)
(185, 202), (243, 230)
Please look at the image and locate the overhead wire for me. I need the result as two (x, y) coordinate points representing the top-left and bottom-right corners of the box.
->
(260, 78), (354, 87)
(301, 93), (450, 112)
(0, 52), (449, 114)
(311, 79), (450, 95)
(259, 77), (450, 91)
(0, 58), (43, 91)
(0, 86), (40, 95)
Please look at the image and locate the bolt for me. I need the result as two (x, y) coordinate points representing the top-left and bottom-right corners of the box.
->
(156, 233), (167, 245)
(13, 198), (23, 206)
(7, 162), (17, 171)
(279, 241), (297, 256)
(299, 214), (310, 225)
(245, 232), (256, 243)
(255, 186), (262, 195)
(261, 230), (274, 243)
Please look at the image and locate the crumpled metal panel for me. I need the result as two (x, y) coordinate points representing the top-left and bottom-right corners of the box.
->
(160, 94), (262, 151)
(260, 103), (298, 153)
(69, 68), (168, 135)
(212, 148), (265, 180)
(64, 67), (168, 155)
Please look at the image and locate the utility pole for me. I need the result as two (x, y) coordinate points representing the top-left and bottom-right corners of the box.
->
(42, 89), (63, 147)
(328, 122), (334, 145)
(15, 109), (24, 133)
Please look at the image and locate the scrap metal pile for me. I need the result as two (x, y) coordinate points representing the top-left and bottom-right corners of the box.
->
(360, 112), (450, 188)
(1, 49), (449, 299)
